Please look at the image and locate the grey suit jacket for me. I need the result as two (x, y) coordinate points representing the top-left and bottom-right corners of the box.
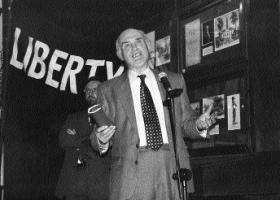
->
(94, 69), (202, 200)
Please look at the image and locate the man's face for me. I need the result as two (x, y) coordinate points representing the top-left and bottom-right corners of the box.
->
(84, 81), (100, 106)
(118, 29), (150, 72)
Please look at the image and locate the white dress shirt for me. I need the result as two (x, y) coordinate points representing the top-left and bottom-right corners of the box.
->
(128, 68), (169, 147)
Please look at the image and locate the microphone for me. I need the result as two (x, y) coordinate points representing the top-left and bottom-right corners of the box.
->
(158, 72), (172, 92)
(88, 104), (113, 127)
(158, 71), (183, 102)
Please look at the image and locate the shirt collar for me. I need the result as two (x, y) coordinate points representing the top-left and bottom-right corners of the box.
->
(128, 67), (154, 83)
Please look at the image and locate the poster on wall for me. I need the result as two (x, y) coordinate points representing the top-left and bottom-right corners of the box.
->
(201, 20), (214, 56)
(155, 35), (170, 67)
(227, 94), (241, 130)
(202, 94), (225, 119)
(145, 31), (155, 68)
(184, 18), (201, 67)
(214, 9), (240, 51)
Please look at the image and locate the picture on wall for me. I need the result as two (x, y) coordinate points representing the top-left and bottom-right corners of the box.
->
(155, 35), (170, 67)
(227, 94), (241, 130)
(214, 9), (240, 51)
(184, 18), (201, 67)
(202, 20), (214, 46)
(201, 20), (214, 56)
(202, 94), (225, 119)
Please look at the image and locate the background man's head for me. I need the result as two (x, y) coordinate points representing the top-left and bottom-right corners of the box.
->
(116, 28), (153, 73)
(84, 77), (100, 106)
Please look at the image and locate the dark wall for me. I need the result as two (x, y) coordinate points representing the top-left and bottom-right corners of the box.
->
(248, 0), (280, 152)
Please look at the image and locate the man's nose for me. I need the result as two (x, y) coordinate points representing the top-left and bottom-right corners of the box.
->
(131, 43), (138, 50)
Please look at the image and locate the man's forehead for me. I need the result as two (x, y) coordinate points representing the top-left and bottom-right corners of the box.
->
(85, 81), (100, 89)
(119, 29), (143, 43)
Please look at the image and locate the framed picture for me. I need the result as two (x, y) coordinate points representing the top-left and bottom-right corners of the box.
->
(214, 9), (240, 51)
(155, 36), (170, 67)
(227, 94), (241, 130)
(202, 20), (214, 46)
(201, 20), (214, 56)
(202, 94), (225, 119)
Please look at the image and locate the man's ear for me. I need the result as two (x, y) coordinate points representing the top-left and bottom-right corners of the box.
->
(116, 47), (124, 61)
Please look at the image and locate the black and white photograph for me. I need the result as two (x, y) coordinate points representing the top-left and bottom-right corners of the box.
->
(214, 9), (240, 51)
(202, 94), (225, 119)
(227, 94), (241, 130)
(155, 35), (171, 66)
(202, 20), (214, 46)
(201, 20), (214, 56)
(1, 0), (280, 200)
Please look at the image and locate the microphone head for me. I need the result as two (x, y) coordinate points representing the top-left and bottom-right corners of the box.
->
(158, 72), (168, 81)
(88, 104), (113, 126)
(88, 104), (102, 114)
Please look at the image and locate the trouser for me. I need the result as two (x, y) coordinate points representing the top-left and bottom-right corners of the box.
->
(65, 195), (88, 200)
(129, 146), (179, 200)
(65, 194), (108, 200)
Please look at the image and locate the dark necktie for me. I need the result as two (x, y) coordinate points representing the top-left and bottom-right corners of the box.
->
(138, 74), (163, 151)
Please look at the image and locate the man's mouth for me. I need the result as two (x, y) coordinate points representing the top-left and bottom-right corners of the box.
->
(132, 52), (141, 59)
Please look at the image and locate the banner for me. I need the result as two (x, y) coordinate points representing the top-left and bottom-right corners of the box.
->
(3, 1), (127, 198)
(5, 0), (125, 137)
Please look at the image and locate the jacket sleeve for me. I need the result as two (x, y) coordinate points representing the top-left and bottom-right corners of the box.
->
(58, 114), (87, 149)
(89, 85), (113, 153)
(179, 74), (204, 139)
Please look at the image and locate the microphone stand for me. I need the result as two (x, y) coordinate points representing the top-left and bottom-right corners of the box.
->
(163, 88), (192, 200)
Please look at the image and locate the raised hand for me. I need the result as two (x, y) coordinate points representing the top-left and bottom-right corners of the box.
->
(196, 103), (217, 131)
(95, 125), (116, 144)
(66, 128), (77, 135)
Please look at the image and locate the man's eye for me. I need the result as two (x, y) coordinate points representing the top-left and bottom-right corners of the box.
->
(122, 43), (130, 49)
(136, 39), (144, 44)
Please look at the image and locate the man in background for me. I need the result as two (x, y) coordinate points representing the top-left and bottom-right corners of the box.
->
(91, 28), (215, 200)
(56, 77), (110, 200)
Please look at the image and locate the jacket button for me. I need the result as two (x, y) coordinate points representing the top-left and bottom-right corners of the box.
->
(134, 160), (138, 165)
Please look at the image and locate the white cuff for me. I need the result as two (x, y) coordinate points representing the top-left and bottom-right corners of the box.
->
(198, 129), (208, 138)
(97, 139), (109, 154)
(196, 122), (208, 138)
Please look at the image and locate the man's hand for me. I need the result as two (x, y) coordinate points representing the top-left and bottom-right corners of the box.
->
(196, 104), (217, 131)
(95, 125), (116, 144)
(66, 128), (77, 135)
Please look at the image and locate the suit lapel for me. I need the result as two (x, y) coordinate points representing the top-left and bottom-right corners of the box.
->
(152, 69), (166, 101)
(116, 71), (138, 132)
